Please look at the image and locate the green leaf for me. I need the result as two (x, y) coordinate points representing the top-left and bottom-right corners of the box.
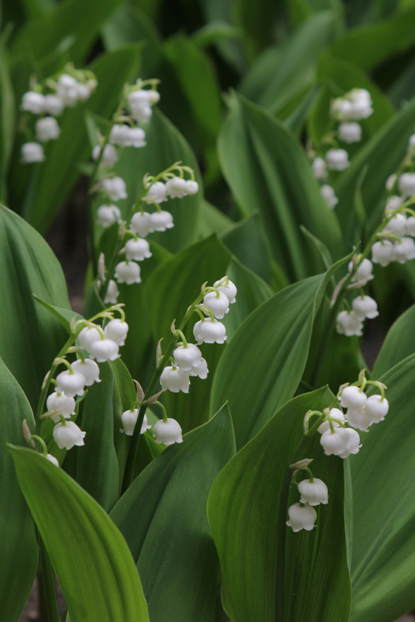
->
(9, 445), (150, 622)
(218, 92), (343, 282)
(110, 358), (137, 488)
(331, 7), (415, 72)
(333, 96), (415, 242)
(198, 200), (234, 238)
(24, 45), (141, 233)
(75, 363), (119, 511)
(0, 358), (38, 622)
(207, 389), (351, 622)
(233, 0), (283, 60)
(372, 304), (415, 378)
(111, 405), (235, 622)
(192, 21), (242, 49)
(33, 295), (81, 333)
(349, 354), (415, 622)
(144, 235), (231, 432)
(0, 205), (70, 411)
(239, 12), (338, 115)
(210, 258), (347, 449)
(0, 28), (15, 203)
(110, 108), (202, 253)
(11, 0), (123, 66)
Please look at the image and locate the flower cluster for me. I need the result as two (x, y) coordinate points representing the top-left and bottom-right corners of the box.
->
(41, 308), (129, 453)
(159, 278), (237, 395)
(97, 163), (199, 305)
(287, 372), (388, 532)
(20, 67), (97, 164)
(120, 407), (183, 446)
(310, 89), (373, 209)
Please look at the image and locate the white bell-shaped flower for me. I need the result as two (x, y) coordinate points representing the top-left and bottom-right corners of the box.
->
(153, 418), (183, 445)
(147, 90), (160, 105)
(213, 278), (237, 304)
(160, 366), (190, 393)
(124, 127), (146, 148)
(203, 291), (230, 319)
(141, 414), (151, 434)
(166, 176), (188, 198)
(104, 280), (119, 304)
(386, 174), (397, 191)
(338, 122), (362, 143)
(128, 89), (150, 106)
(189, 357), (209, 379)
(286, 503), (317, 532)
(97, 205), (121, 227)
(56, 74), (80, 107)
(320, 184), (338, 208)
(173, 343), (202, 372)
(128, 91), (153, 124)
(393, 237), (415, 263)
(47, 391), (76, 422)
(340, 385), (367, 409)
(409, 134), (415, 149)
(348, 89), (373, 120)
(124, 238), (152, 261)
(398, 172), (415, 197)
(317, 408), (345, 434)
(121, 408), (138, 436)
(193, 318), (227, 344)
(345, 407), (372, 432)
(115, 261), (141, 284)
(406, 217), (415, 237)
(71, 359), (101, 386)
(130, 211), (152, 237)
(53, 421), (86, 450)
(55, 370), (85, 397)
(384, 213), (407, 237)
(352, 295), (379, 320)
(149, 210), (174, 232)
(185, 180), (199, 195)
(101, 177), (127, 201)
(365, 395), (389, 423)
(320, 426), (360, 458)
(21, 142), (45, 163)
(349, 258), (374, 285)
(109, 124), (130, 146)
(46, 454), (59, 466)
(143, 181), (167, 204)
(336, 311), (363, 337)
(89, 338), (120, 362)
(385, 196), (403, 213)
(104, 319), (129, 346)
(372, 240), (395, 266)
(298, 478), (329, 506)
(311, 157), (327, 180)
(92, 144), (118, 167)
(35, 117), (60, 142)
(325, 148), (349, 171)
(78, 326), (102, 353)
(43, 94), (64, 116)
(21, 91), (46, 114)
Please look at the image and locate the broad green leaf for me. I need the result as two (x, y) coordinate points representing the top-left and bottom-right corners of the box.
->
(192, 21), (242, 49)
(34, 295), (81, 333)
(343, 0), (397, 27)
(218, 92), (343, 282)
(198, 200), (234, 238)
(210, 258), (347, 448)
(144, 235), (231, 432)
(23, 45), (141, 233)
(350, 354), (415, 622)
(330, 7), (415, 71)
(11, 0), (122, 66)
(111, 405), (235, 622)
(208, 389), (351, 622)
(75, 363), (119, 511)
(101, 2), (162, 76)
(220, 212), (273, 283)
(372, 304), (415, 378)
(333, 96), (415, 243)
(110, 358), (137, 489)
(9, 445), (149, 622)
(0, 358), (38, 622)
(198, 0), (246, 74)
(109, 108), (202, 254)
(308, 55), (394, 148)
(0, 205), (70, 411)
(239, 13), (337, 115)
(234, 0), (283, 60)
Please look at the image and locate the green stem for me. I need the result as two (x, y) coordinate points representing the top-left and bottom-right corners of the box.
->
(39, 539), (59, 622)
